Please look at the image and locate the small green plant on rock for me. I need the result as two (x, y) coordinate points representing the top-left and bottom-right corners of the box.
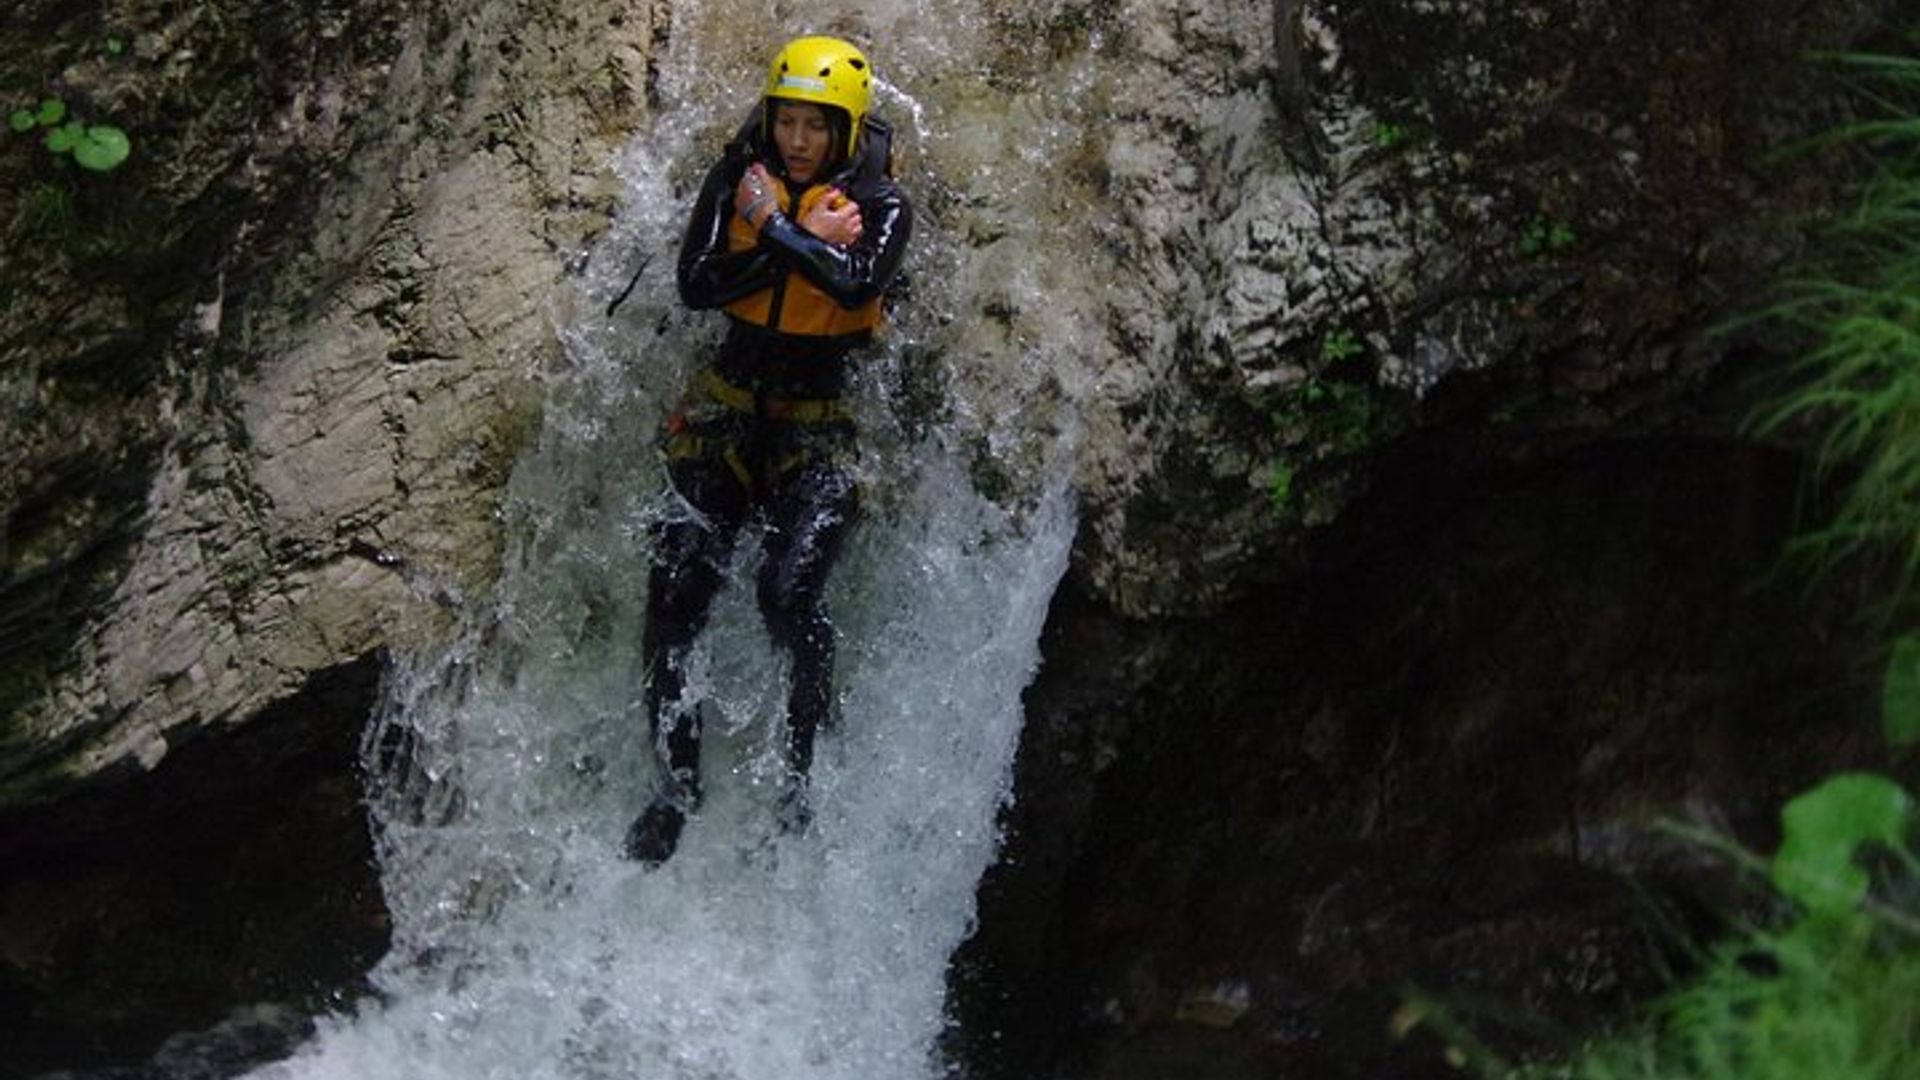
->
(8, 96), (132, 172)
(1276, 376), (1378, 456)
(1518, 214), (1577, 256)
(1259, 323), (1392, 519)
(8, 96), (62, 131)
(1373, 121), (1410, 150)
(1266, 459), (1296, 517)
(1321, 326), (1365, 363)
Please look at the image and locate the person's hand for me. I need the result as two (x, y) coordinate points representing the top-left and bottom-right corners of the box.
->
(800, 188), (862, 246)
(736, 164), (779, 229)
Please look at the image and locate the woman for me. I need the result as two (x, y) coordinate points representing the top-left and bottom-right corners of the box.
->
(625, 35), (913, 866)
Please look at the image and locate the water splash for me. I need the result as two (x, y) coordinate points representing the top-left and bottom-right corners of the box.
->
(243, 5), (1104, 1079)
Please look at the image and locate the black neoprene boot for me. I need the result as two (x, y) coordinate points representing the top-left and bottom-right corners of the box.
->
(623, 784), (697, 866)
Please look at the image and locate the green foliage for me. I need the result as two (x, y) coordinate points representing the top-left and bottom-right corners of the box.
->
(1771, 773), (1915, 919)
(1451, 47), (1920, 1080)
(70, 125), (130, 171)
(1519, 214), (1577, 256)
(1373, 121), (1410, 150)
(1267, 459), (1296, 516)
(44, 120), (82, 154)
(1262, 326), (1388, 519)
(1422, 777), (1920, 1080)
(1535, 914), (1920, 1080)
(6, 94), (133, 173)
(1321, 327), (1364, 363)
(1882, 636), (1920, 746)
(1748, 52), (1920, 610)
(1279, 376), (1378, 455)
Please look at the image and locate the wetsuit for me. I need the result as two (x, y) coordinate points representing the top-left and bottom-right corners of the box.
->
(626, 111), (912, 864)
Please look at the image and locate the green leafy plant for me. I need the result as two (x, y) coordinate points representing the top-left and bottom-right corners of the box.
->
(69, 125), (130, 171)
(1283, 376), (1377, 453)
(1560, 777), (1919, 1080)
(1745, 56), (1920, 617)
(1536, 896), (1920, 1080)
(1735, 44), (1920, 778)
(1261, 328), (1390, 518)
(9, 97), (61, 132)
(1881, 635), (1920, 746)
(7, 94), (132, 172)
(1321, 327), (1364, 363)
(1267, 459), (1296, 516)
(1373, 121), (1410, 150)
(1519, 214), (1577, 256)
(1771, 773), (1919, 922)
(1402, 777), (1920, 1080)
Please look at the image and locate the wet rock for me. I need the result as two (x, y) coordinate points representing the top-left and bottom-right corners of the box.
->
(953, 441), (1912, 1079)
(3, 0), (1896, 825)
(0, 655), (387, 1076)
(1, 2), (649, 1068)
(0, 0), (653, 806)
(1059, 0), (1895, 616)
(1174, 980), (1255, 1030)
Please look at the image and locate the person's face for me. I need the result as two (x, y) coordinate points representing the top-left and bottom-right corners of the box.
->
(773, 102), (833, 183)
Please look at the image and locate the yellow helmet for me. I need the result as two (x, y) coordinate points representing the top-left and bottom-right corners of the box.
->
(762, 36), (872, 159)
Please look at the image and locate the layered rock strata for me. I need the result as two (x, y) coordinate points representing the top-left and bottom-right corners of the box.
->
(2, 0), (651, 803)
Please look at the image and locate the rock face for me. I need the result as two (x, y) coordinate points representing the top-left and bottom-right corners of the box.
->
(953, 441), (1901, 1079)
(0, 0), (1912, 1074)
(936, 1), (1916, 1073)
(0, 0), (1892, 837)
(1, 656), (389, 1076)
(2, 1), (649, 1064)
(0, 0), (651, 807)
(1068, 0), (1888, 616)
(942, 1), (1913, 1075)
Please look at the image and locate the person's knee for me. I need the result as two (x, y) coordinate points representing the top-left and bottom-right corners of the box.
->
(648, 523), (728, 628)
(651, 561), (714, 627)
(757, 569), (818, 649)
(807, 464), (859, 518)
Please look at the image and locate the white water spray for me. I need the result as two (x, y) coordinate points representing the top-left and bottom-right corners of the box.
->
(246, 4), (1110, 1079)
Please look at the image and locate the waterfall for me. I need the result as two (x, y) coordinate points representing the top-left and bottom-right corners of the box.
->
(244, 5), (1100, 1079)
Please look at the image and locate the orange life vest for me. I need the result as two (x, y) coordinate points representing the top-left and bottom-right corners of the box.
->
(724, 177), (884, 338)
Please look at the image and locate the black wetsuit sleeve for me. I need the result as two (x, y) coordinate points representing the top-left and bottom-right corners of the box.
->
(677, 155), (784, 309)
(756, 182), (913, 309)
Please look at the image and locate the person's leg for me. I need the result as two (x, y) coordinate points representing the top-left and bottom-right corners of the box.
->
(757, 458), (858, 831)
(626, 424), (749, 864)
(642, 515), (736, 797)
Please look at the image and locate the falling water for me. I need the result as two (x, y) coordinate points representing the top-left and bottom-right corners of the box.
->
(242, 3), (1110, 1079)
